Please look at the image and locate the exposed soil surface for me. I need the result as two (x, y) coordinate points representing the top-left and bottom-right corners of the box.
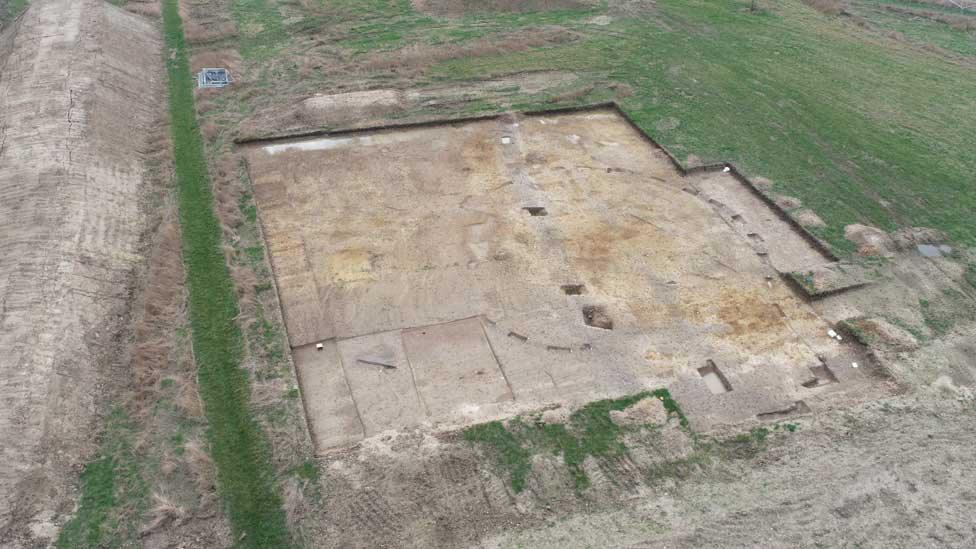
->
(292, 393), (975, 548)
(0, 1), (164, 543)
(3, 0), (976, 546)
(246, 109), (975, 549)
(245, 110), (886, 455)
(489, 397), (976, 548)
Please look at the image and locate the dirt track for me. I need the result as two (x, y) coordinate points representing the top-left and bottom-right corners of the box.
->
(0, 0), (163, 543)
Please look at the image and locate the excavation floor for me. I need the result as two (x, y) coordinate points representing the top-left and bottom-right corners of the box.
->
(245, 110), (878, 453)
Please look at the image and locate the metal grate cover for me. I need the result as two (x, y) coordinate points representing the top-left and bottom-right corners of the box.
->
(197, 68), (233, 89)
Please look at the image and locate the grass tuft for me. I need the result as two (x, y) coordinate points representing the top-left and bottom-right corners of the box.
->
(464, 421), (535, 492)
(56, 408), (148, 547)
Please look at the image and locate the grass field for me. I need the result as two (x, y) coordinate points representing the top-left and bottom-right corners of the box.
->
(432, 0), (976, 253)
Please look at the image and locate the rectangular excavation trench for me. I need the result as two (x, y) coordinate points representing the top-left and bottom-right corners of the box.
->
(244, 108), (866, 453)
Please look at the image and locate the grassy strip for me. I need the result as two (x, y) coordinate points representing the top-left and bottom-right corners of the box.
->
(56, 408), (148, 547)
(57, 458), (116, 547)
(850, 0), (976, 57)
(965, 263), (976, 290)
(464, 389), (686, 492)
(161, 1), (289, 546)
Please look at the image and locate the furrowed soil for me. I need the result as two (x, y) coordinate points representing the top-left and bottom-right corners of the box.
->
(0, 0), (167, 543)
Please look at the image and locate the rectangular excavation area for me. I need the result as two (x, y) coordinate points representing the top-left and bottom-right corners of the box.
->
(246, 109), (844, 453)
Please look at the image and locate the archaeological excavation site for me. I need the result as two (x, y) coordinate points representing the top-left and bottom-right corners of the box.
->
(2, 0), (975, 547)
(244, 108), (881, 453)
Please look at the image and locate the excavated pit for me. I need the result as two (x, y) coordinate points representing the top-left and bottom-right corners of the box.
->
(244, 109), (882, 453)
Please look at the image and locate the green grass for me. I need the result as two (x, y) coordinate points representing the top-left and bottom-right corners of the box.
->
(326, 4), (599, 53)
(919, 288), (976, 337)
(919, 297), (951, 336)
(234, 169), (290, 378)
(322, 0), (415, 21)
(885, 315), (928, 342)
(964, 262), (976, 290)
(837, 317), (876, 346)
(56, 409), (148, 548)
(789, 271), (818, 294)
(232, 0), (286, 59)
(463, 421), (535, 492)
(162, 0), (290, 546)
(850, 0), (976, 57)
(464, 389), (686, 492)
(57, 458), (117, 547)
(1, 0), (28, 24)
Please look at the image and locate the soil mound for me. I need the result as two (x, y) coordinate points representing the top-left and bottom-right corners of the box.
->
(0, 1), (163, 543)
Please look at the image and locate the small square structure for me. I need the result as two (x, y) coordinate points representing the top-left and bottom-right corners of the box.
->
(197, 68), (232, 89)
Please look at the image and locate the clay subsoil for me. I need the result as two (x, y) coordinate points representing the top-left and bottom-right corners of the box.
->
(246, 109), (885, 455)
